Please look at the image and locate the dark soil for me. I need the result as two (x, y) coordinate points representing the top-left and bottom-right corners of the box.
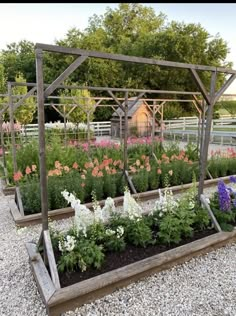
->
(56, 228), (217, 288)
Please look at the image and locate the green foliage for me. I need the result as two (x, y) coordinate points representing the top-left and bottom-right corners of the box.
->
(158, 207), (195, 245)
(216, 101), (236, 118)
(125, 218), (153, 247)
(58, 239), (105, 273)
(59, 85), (95, 124)
(12, 73), (36, 126)
(1, 4), (231, 121)
(20, 181), (42, 214)
(132, 169), (149, 193)
(162, 103), (184, 120)
(193, 207), (210, 231)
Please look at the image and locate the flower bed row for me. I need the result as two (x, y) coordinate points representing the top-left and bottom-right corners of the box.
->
(26, 175), (236, 315)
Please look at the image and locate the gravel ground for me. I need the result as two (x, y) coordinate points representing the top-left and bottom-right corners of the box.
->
(1, 181), (236, 316)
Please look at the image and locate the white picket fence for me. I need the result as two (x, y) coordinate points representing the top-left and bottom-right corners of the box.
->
(19, 121), (112, 138)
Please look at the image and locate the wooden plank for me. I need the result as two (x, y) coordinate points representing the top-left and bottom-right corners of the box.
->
(9, 199), (22, 221)
(198, 71), (217, 199)
(9, 81), (202, 95)
(35, 43), (236, 74)
(15, 186), (24, 216)
(36, 48), (49, 232)
(124, 170), (137, 194)
(200, 194), (222, 232)
(214, 74), (236, 104)
(43, 230), (61, 290)
(108, 90), (124, 111)
(8, 84), (18, 175)
(47, 230), (236, 316)
(190, 69), (211, 105)
(25, 242), (56, 304)
(44, 56), (87, 98)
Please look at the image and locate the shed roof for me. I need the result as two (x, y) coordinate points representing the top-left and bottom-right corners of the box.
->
(112, 99), (145, 118)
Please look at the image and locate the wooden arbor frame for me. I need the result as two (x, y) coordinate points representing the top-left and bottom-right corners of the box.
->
(35, 43), (236, 233)
(10, 43), (232, 313)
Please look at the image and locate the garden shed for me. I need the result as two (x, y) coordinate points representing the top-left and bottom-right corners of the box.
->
(111, 99), (159, 137)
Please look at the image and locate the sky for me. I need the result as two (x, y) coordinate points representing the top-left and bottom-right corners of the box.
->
(1, 3), (236, 93)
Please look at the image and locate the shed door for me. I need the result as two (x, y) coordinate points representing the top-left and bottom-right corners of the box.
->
(137, 112), (148, 136)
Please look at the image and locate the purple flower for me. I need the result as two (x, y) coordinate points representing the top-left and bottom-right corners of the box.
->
(229, 176), (236, 184)
(218, 180), (231, 212)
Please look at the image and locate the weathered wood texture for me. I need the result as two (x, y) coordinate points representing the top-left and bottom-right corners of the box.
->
(43, 230), (61, 290)
(36, 49), (49, 231)
(25, 242), (56, 305)
(15, 186), (24, 216)
(200, 194), (222, 232)
(45, 230), (236, 316)
(35, 43), (236, 74)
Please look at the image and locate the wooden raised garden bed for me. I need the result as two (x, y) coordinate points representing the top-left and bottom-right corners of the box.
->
(9, 175), (234, 227)
(26, 228), (236, 316)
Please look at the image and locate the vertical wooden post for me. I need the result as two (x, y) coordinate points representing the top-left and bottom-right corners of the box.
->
(160, 102), (164, 140)
(124, 92), (129, 172)
(119, 113), (123, 145)
(36, 48), (49, 232)
(63, 105), (67, 147)
(199, 101), (206, 160)
(8, 83), (17, 175)
(87, 111), (90, 155)
(151, 102), (156, 155)
(198, 72), (216, 200)
(0, 115), (6, 170)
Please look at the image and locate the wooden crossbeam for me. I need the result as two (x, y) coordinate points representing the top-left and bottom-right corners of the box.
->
(35, 43), (236, 74)
(190, 69), (211, 105)
(44, 55), (87, 98)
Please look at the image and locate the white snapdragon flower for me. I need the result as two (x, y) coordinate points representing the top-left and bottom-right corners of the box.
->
(153, 188), (178, 216)
(116, 226), (124, 238)
(105, 229), (116, 236)
(101, 197), (116, 222)
(64, 235), (76, 252)
(123, 189), (143, 220)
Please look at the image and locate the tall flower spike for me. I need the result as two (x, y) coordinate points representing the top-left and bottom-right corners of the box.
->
(218, 180), (231, 212)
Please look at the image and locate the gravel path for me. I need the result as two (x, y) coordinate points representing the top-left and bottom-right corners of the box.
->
(1, 182), (236, 316)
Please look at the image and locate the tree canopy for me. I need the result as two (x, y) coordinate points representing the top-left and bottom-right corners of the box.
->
(0, 3), (233, 121)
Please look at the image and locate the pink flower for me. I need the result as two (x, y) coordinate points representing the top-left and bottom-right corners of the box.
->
(55, 161), (62, 169)
(81, 174), (86, 179)
(81, 182), (85, 187)
(31, 164), (37, 172)
(72, 162), (78, 169)
(92, 167), (99, 177)
(146, 164), (151, 172)
(97, 171), (103, 177)
(25, 166), (31, 175)
(13, 171), (23, 182)
(64, 166), (70, 173)
(136, 159), (141, 166)
(157, 168), (162, 175)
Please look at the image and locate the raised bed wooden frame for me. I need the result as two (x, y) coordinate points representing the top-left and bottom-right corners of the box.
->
(26, 229), (236, 316)
(9, 175), (233, 227)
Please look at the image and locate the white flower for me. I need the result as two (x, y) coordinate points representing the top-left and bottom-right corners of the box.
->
(101, 197), (116, 222)
(153, 188), (178, 216)
(116, 226), (124, 238)
(123, 189), (143, 220)
(106, 229), (116, 236)
(64, 235), (76, 252)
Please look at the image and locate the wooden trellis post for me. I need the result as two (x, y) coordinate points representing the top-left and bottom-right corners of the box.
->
(8, 83), (17, 176)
